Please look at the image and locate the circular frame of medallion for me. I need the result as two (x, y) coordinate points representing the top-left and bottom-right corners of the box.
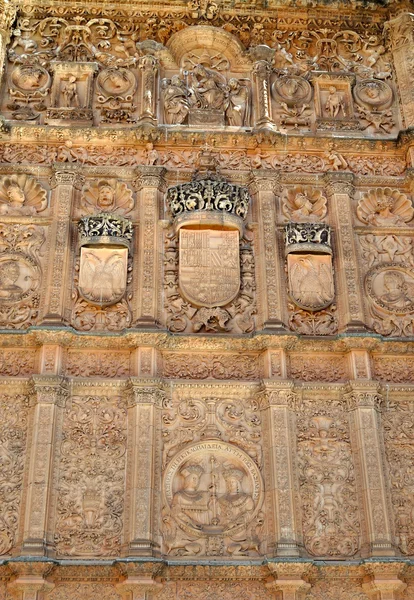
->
(353, 79), (393, 110)
(0, 253), (41, 303)
(272, 75), (312, 106)
(10, 65), (51, 94)
(365, 262), (414, 315)
(163, 440), (264, 538)
(96, 68), (137, 100)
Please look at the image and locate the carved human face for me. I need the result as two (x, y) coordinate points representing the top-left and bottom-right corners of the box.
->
(184, 473), (200, 491)
(365, 85), (380, 99)
(6, 184), (25, 206)
(0, 261), (20, 286)
(226, 476), (241, 494)
(97, 185), (115, 208)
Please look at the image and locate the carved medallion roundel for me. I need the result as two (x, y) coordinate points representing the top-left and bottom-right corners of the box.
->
(163, 441), (264, 539)
(366, 263), (414, 315)
(11, 65), (50, 93)
(272, 75), (312, 105)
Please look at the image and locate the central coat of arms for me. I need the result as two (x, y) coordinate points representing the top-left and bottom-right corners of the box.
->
(179, 229), (240, 307)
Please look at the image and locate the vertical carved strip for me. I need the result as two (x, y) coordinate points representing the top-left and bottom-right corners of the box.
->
(138, 55), (159, 126)
(325, 173), (366, 331)
(252, 60), (277, 131)
(124, 378), (163, 556)
(385, 13), (414, 129)
(0, 1), (15, 83)
(22, 376), (68, 555)
(261, 382), (300, 556)
(250, 175), (285, 330)
(42, 170), (83, 325)
(345, 382), (395, 557)
(134, 167), (165, 326)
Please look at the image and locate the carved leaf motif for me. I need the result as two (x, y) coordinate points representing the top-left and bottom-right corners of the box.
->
(357, 188), (414, 226)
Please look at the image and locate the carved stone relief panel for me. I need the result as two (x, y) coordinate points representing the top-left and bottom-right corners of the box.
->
(289, 354), (347, 382)
(46, 62), (97, 124)
(162, 352), (260, 380)
(357, 188), (414, 226)
(6, 64), (51, 121)
(281, 185), (327, 223)
(157, 580), (275, 600)
(0, 349), (36, 376)
(312, 74), (358, 131)
(96, 67), (138, 124)
(271, 75), (313, 130)
(0, 392), (29, 556)
(296, 395), (361, 557)
(48, 583), (121, 600)
(161, 389), (265, 557)
(372, 355), (414, 383)
(0, 223), (45, 329)
(0, 174), (48, 215)
(66, 350), (131, 378)
(55, 394), (127, 556)
(353, 79), (395, 133)
(383, 399), (414, 555)
(79, 179), (134, 216)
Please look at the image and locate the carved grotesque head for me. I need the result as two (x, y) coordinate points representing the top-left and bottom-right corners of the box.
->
(97, 181), (115, 209)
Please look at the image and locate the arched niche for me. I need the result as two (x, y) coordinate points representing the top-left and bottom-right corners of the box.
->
(167, 26), (252, 73)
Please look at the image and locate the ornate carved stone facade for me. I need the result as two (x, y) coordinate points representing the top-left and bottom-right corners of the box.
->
(0, 0), (413, 598)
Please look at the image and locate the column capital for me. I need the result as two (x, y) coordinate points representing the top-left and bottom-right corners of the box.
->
(30, 375), (69, 407)
(248, 171), (281, 194)
(266, 562), (312, 598)
(134, 166), (166, 191)
(259, 381), (298, 409)
(50, 168), (85, 189)
(0, 0), (17, 33)
(324, 171), (355, 197)
(138, 53), (160, 71)
(344, 381), (383, 412)
(7, 559), (56, 596)
(384, 12), (414, 51)
(362, 561), (408, 599)
(126, 378), (165, 408)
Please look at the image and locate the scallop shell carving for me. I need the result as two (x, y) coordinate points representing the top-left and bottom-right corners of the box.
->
(357, 188), (414, 226)
(0, 174), (47, 214)
(282, 186), (327, 222)
(80, 179), (134, 215)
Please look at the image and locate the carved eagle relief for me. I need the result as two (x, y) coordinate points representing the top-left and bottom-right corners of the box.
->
(78, 247), (127, 307)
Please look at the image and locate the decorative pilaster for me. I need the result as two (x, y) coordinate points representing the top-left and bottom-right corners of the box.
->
(252, 59), (277, 131)
(0, 0), (16, 82)
(363, 563), (407, 600)
(133, 166), (166, 327)
(260, 381), (300, 556)
(42, 169), (84, 325)
(325, 173), (367, 332)
(22, 376), (68, 556)
(384, 13), (414, 129)
(345, 382), (395, 557)
(138, 55), (159, 126)
(123, 378), (164, 556)
(266, 563), (311, 600)
(249, 174), (286, 331)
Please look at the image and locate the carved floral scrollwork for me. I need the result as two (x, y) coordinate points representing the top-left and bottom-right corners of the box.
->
(0, 394), (29, 556)
(0, 224), (45, 329)
(383, 400), (414, 555)
(297, 400), (361, 557)
(55, 395), (127, 556)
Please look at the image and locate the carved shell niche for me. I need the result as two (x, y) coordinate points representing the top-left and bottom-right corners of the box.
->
(282, 186), (327, 222)
(357, 188), (414, 226)
(80, 179), (134, 215)
(0, 174), (47, 215)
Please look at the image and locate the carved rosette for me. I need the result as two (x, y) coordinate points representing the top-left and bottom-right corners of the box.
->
(164, 173), (255, 334)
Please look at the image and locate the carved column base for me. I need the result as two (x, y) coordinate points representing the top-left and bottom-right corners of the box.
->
(40, 314), (68, 326)
(263, 319), (288, 332)
(134, 316), (159, 329)
(125, 539), (160, 557)
(341, 319), (370, 333)
(20, 539), (54, 557)
(253, 118), (278, 132)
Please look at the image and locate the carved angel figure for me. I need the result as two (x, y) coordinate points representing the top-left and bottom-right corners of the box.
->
(357, 188), (414, 226)
(282, 186), (327, 222)
(78, 248), (127, 307)
(0, 174), (47, 215)
(80, 179), (134, 215)
(161, 76), (190, 125)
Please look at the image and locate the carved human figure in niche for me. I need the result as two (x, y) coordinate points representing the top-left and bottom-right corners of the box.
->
(380, 271), (413, 310)
(187, 64), (227, 110)
(161, 76), (190, 125)
(225, 78), (249, 127)
(62, 75), (80, 108)
(218, 467), (255, 528)
(325, 86), (346, 118)
(171, 464), (210, 528)
(0, 261), (22, 300)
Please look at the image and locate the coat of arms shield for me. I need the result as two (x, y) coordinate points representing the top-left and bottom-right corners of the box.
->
(287, 253), (334, 312)
(179, 229), (240, 307)
(79, 247), (128, 307)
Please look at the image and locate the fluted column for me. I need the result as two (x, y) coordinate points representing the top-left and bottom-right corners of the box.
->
(252, 60), (277, 131)
(42, 169), (83, 325)
(138, 55), (159, 126)
(345, 382), (395, 557)
(249, 174), (286, 331)
(123, 378), (164, 556)
(385, 12), (414, 129)
(134, 166), (166, 327)
(261, 381), (300, 556)
(22, 376), (68, 555)
(325, 173), (367, 332)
